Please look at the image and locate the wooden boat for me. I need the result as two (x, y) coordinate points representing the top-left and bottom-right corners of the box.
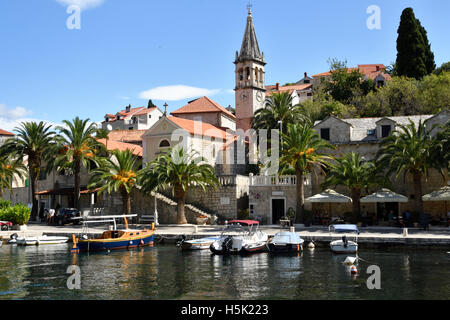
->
(71, 214), (155, 253)
(16, 235), (69, 246)
(178, 236), (220, 250)
(329, 224), (359, 254)
(267, 231), (304, 253)
(210, 220), (268, 255)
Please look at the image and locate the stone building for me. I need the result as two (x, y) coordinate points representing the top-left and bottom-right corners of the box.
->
(102, 104), (164, 131)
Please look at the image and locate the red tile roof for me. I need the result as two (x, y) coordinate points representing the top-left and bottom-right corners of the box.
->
(0, 129), (14, 136)
(97, 138), (143, 157)
(167, 116), (234, 140)
(312, 64), (387, 78)
(104, 106), (158, 122)
(265, 83), (313, 96)
(107, 130), (146, 144)
(171, 96), (236, 119)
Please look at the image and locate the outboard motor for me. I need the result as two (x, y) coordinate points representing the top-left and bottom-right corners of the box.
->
(222, 236), (233, 253)
(342, 235), (348, 248)
(176, 235), (186, 247)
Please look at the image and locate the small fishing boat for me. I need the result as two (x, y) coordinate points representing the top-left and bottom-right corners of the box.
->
(210, 220), (268, 255)
(16, 235), (69, 246)
(329, 224), (359, 254)
(178, 236), (220, 250)
(71, 214), (155, 253)
(267, 231), (304, 253)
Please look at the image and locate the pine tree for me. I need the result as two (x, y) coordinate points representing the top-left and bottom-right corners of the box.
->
(395, 8), (428, 79)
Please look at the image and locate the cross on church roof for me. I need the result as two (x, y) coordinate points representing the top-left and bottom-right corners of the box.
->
(247, 1), (252, 15)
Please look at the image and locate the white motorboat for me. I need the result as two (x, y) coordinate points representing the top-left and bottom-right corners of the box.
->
(16, 235), (69, 246)
(267, 231), (304, 253)
(329, 224), (359, 254)
(210, 220), (268, 255)
(178, 236), (220, 250)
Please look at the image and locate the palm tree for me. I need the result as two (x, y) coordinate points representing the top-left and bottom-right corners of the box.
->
(323, 152), (387, 223)
(0, 122), (55, 219)
(376, 120), (439, 215)
(0, 155), (26, 198)
(53, 117), (100, 210)
(252, 91), (306, 132)
(140, 146), (219, 224)
(280, 121), (334, 223)
(88, 149), (142, 216)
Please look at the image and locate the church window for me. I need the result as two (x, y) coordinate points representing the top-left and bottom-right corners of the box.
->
(159, 140), (170, 148)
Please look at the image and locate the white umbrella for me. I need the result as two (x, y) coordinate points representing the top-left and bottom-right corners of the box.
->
(360, 188), (408, 203)
(422, 186), (450, 202)
(305, 189), (352, 203)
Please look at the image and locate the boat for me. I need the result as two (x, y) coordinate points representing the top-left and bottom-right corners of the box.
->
(329, 224), (359, 254)
(267, 231), (304, 253)
(178, 235), (220, 250)
(210, 220), (268, 255)
(16, 235), (69, 246)
(72, 214), (155, 253)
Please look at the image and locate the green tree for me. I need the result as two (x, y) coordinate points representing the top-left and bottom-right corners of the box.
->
(0, 122), (55, 219)
(88, 149), (142, 216)
(395, 8), (429, 79)
(0, 155), (26, 198)
(252, 91), (305, 132)
(433, 62), (450, 75)
(53, 117), (101, 210)
(418, 71), (450, 114)
(417, 20), (436, 74)
(376, 120), (440, 215)
(323, 152), (387, 223)
(140, 146), (219, 224)
(279, 121), (334, 223)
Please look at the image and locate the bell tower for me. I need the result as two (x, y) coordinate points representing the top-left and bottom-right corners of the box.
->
(234, 7), (266, 132)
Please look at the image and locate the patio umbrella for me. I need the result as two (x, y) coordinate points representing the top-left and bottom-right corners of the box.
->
(360, 188), (408, 203)
(305, 189), (352, 223)
(305, 189), (352, 203)
(422, 186), (450, 215)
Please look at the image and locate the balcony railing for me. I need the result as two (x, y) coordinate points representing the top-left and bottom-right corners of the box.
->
(249, 175), (310, 186)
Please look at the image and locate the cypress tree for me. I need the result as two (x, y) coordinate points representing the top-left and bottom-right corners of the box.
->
(395, 8), (427, 79)
(417, 20), (436, 74)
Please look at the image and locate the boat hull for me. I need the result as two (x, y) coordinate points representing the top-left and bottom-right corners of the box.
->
(330, 240), (358, 254)
(180, 237), (219, 250)
(16, 236), (68, 246)
(268, 243), (303, 253)
(210, 241), (267, 255)
(77, 233), (154, 252)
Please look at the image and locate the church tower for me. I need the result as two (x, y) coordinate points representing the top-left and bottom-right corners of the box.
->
(234, 8), (266, 132)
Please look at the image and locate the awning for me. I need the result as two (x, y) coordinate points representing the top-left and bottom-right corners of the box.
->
(360, 188), (408, 203)
(422, 186), (450, 201)
(330, 224), (360, 234)
(305, 189), (352, 203)
(36, 187), (100, 196)
(228, 220), (260, 226)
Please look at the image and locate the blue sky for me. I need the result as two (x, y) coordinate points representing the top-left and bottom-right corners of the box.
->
(0, 0), (449, 131)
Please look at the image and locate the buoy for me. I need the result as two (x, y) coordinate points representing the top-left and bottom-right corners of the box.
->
(296, 244), (300, 252)
(140, 239), (144, 246)
(307, 242), (315, 249)
(350, 265), (358, 274)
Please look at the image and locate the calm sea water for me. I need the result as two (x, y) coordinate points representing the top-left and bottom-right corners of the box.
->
(0, 243), (449, 300)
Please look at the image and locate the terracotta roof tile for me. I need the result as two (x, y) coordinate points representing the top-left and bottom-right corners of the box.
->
(167, 116), (234, 140)
(107, 130), (146, 143)
(0, 129), (14, 136)
(171, 96), (236, 119)
(97, 138), (143, 157)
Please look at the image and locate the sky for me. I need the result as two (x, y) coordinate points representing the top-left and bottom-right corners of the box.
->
(0, 0), (449, 131)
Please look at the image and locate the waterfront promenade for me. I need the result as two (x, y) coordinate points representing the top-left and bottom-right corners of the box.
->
(1, 223), (450, 247)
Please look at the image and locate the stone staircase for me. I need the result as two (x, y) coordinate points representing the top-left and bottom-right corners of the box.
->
(150, 191), (216, 224)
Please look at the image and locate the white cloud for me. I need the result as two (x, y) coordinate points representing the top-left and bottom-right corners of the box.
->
(55, 0), (105, 10)
(0, 104), (32, 120)
(139, 85), (221, 101)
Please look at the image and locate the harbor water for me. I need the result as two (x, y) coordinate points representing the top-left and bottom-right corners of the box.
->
(0, 244), (449, 300)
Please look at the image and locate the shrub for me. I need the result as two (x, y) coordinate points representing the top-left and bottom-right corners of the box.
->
(0, 199), (11, 209)
(0, 204), (31, 225)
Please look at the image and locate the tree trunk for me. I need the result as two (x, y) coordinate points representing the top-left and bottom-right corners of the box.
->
(351, 188), (361, 223)
(29, 161), (39, 220)
(121, 187), (131, 216)
(74, 159), (81, 210)
(412, 171), (424, 215)
(295, 170), (305, 223)
(175, 186), (187, 224)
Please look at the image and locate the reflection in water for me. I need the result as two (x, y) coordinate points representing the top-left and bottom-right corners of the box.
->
(0, 244), (448, 300)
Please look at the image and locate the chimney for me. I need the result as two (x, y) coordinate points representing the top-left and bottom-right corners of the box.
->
(276, 83), (280, 90)
(126, 104), (131, 113)
(304, 72), (307, 78)
(376, 65), (380, 72)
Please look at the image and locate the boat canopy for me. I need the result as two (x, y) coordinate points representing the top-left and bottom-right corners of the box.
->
(228, 220), (259, 226)
(329, 224), (360, 235)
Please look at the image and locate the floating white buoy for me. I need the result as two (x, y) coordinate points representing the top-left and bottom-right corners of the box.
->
(350, 265), (358, 274)
(307, 242), (315, 249)
(344, 256), (357, 265)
